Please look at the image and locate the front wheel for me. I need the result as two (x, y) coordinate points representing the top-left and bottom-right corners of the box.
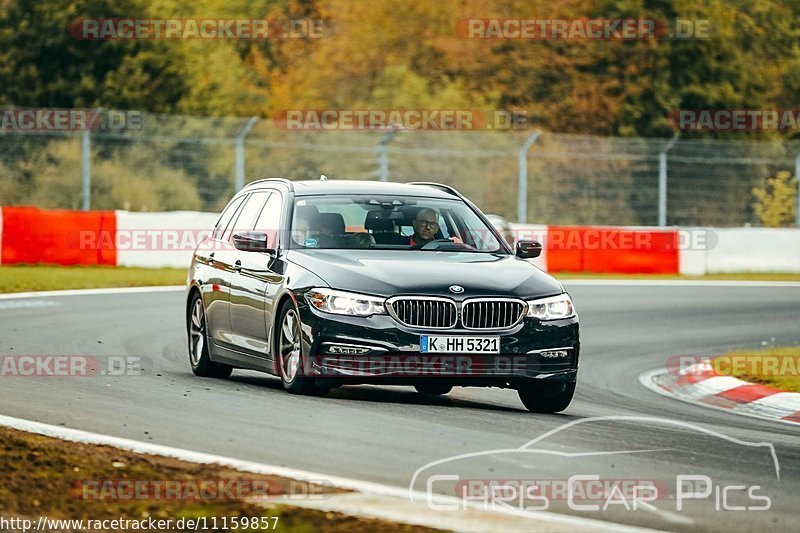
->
(518, 382), (575, 413)
(276, 300), (328, 396)
(188, 292), (233, 378)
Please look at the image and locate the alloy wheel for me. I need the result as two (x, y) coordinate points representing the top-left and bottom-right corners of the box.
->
(279, 309), (302, 381)
(189, 297), (205, 366)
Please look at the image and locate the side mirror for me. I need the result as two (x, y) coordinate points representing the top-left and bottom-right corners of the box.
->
(232, 231), (275, 253)
(516, 240), (542, 259)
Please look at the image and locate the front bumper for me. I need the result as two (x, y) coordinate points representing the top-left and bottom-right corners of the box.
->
(296, 296), (579, 387)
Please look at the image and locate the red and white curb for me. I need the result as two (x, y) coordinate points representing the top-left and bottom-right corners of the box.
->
(640, 362), (800, 427)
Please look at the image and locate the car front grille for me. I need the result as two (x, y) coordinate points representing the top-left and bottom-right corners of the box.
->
(461, 299), (526, 330)
(387, 297), (526, 330)
(387, 297), (458, 329)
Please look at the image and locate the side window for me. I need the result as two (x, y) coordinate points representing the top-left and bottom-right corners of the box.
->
(439, 211), (456, 239)
(212, 195), (246, 239)
(254, 193), (283, 247)
(226, 191), (270, 242)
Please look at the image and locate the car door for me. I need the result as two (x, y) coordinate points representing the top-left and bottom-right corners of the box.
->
(199, 193), (247, 346)
(228, 190), (284, 355)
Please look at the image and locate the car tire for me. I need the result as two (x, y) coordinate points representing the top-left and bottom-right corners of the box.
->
(414, 384), (453, 395)
(276, 299), (329, 396)
(518, 382), (575, 413)
(188, 291), (233, 379)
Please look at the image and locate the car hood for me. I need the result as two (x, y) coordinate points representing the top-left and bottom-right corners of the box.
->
(285, 249), (563, 299)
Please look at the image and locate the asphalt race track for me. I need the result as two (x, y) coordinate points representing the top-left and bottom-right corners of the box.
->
(1, 282), (799, 532)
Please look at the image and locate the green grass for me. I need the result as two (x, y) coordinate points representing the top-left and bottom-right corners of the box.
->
(716, 347), (800, 393)
(554, 272), (800, 281)
(1, 265), (799, 295)
(0, 265), (186, 293)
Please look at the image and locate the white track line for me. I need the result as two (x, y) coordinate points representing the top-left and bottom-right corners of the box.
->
(565, 280), (800, 287)
(0, 414), (656, 532)
(638, 369), (800, 428)
(0, 286), (185, 300)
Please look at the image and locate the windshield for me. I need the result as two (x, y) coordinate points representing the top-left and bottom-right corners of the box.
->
(289, 195), (504, 253)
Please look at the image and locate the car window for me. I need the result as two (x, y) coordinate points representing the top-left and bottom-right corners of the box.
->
(227, 191), (270, 241)
(212, 194), (246, 240)
(253, 192), (283, 248)
(289, 194), (502, 252)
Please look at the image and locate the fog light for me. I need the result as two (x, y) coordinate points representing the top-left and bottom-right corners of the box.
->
(528, 347), (572, 358)
(540, 349), (570, 358)
(327, 344), (371, 355)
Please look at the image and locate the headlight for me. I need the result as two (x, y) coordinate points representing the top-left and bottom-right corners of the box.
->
(305, 288), (387, 317)
(526, 293), (575, 320)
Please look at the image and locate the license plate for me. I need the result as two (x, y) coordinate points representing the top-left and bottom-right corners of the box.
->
(420, 335), (500, 354)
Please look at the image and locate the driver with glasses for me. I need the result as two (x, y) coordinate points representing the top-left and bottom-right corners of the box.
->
(409, 208), (440, 248)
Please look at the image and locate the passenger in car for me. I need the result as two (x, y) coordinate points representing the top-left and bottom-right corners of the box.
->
(292, 205), (320, 246)
(312, 212), (375, 248)
(312, 213), (346, 247)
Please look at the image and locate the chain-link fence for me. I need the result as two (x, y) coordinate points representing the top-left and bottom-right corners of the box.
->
(1, 108), (798, 227)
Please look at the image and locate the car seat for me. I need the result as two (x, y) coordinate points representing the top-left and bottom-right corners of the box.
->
(312, 212), (346, 248)
(364, 210), (409, 245)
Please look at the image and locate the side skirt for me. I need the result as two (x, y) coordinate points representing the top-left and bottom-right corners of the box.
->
(209, 339), (276, 374)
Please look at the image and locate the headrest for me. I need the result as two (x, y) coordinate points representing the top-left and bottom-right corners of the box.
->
(398, 206), (437, 226)
(295, 205), (319, 222)
(364, 210), (394, 232)
(313, 212), (346, 235)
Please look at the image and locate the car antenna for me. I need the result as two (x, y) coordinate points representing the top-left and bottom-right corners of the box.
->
(319, 174), (328, 181)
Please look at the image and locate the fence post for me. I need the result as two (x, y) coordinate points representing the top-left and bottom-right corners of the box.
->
(658, 135), (679, 227)
(81, 128), (91, 211)
(81, 108), (102, 211)
(795, 151), (800, 227)
(235, 117), (259, 191)
(517, 130), (542, 224)
(377, 127), (399, 182)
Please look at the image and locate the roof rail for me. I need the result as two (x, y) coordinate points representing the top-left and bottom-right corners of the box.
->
(408, 181), (462, 197)
(244, 178), (294, 190)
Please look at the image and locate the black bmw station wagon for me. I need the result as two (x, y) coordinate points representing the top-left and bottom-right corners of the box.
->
(186, 179), (579, 413)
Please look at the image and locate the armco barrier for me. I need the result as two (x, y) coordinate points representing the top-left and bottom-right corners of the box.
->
(0, 206), (116, 266)
(545, 226), (680, 274)
(0, 207), (798, 273)
(706, 228), (800, 273)
(115, 211), (219, 268)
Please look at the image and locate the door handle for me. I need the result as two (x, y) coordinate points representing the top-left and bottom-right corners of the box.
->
(208, 252), (215, 264)
(233, 260), (242, 272)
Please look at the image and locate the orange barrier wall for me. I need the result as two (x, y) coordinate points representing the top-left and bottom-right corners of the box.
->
(0, 210), (690, 274)
(546, 226), (679, 274)
(0, 206), (117, 266)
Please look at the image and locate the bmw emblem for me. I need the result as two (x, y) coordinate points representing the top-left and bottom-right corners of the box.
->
(449, 285), (464, 294)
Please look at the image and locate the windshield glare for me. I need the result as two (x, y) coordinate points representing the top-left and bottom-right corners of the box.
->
(290, 195), (503, 253)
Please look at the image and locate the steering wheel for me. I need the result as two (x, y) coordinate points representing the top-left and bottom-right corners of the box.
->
(418, 239), (476, 251)
(416, 238), (453, 249)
